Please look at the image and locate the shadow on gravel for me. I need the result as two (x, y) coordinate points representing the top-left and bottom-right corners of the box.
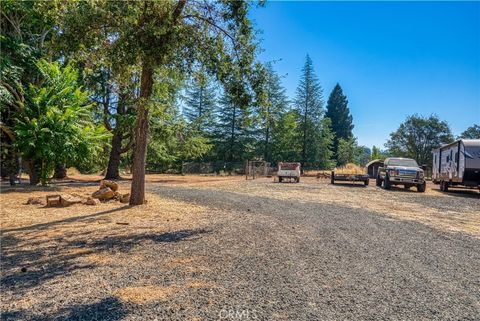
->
(434, 189), (480, 199)
(1, 228), (210, 293)
(1, 297), (126, 321)
(2, 206), (131, 233)
(330, 183), (368, 188)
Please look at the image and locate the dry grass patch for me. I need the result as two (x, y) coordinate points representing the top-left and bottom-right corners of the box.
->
(114, 285), (178, 304)
(186, 280), (216, 289)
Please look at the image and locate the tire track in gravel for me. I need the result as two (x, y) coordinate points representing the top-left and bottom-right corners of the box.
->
(148, 184), (480, 320)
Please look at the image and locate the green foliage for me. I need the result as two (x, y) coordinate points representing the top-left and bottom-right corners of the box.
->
(337, 137), (356, 166)
(371, 145), (387, 160)
(256, 63), (290, 162)
(325, 83), (354, 160)
(14, 60), (109, 184)
(293, 54), (333, 168)
(271, 110), (302, 162)
(213, 91), (253, 162)
(183, 71), (217, 133)
(459, 124), (480, 139)
(385, 114), (453, 166)
(337, 137), (371, 167)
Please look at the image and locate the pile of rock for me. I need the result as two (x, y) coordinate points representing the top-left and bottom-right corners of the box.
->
(91, 180), (130, 204)
(27, 180), (131, 207)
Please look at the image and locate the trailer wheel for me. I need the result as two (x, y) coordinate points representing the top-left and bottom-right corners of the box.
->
(417, 182), (426, 193)
(383, 175), (391, 190)
(331, 171), (335, 184)
(296, 177), (300, 183)
(279, 177), (283, 183)
(442, 181), (449, 192)
(364, 179), (369, 186)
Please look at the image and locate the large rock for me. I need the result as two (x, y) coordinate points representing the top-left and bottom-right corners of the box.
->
(92, 187), (114, 200)
(84, 197), (99, 206)
(120, 193), (130, 204)
(60, 194), (83, 207)
(100, 180), (119, 192)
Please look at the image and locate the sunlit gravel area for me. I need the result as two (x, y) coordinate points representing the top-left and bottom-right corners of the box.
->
(1, 176), (479, 320)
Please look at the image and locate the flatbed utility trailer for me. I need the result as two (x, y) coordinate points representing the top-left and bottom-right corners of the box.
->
(331, 171), (370, 186)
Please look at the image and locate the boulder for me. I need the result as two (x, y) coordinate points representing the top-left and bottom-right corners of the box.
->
(26, 197), (44, 205)
(92, 187), (114, 200)
(113, 191), (122, 201)
(84, 197), (99, 206)
(60, 194), (83, 207)
(100, 180), (119, 192)
(119, 193), (130, 204)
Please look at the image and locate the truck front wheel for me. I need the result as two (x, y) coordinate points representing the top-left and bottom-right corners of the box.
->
(376, 176), (382, 186)
(417, 182), (426, 193)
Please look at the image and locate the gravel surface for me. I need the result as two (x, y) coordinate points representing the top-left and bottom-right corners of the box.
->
(1, 178), (479, 320)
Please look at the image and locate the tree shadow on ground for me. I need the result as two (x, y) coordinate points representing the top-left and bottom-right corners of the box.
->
(1, 228), (210, 293)
(2, 206), (131, 233)
(1, 296), (126, 321)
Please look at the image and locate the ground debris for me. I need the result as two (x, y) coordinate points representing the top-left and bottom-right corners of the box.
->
(26, 197), (44, 205)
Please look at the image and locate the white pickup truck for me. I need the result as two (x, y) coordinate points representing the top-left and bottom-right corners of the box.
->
(277, 162), (301, 183)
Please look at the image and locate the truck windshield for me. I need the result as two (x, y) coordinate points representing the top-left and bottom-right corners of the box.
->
(388, 159), (418, 167)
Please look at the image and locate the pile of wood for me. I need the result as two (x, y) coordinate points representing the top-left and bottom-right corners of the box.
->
(334, 163), (366, 175)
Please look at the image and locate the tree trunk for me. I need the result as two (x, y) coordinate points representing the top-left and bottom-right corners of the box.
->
(53, 163), (67, 179)
(105, 130), (123, 180)
(129, 64), (154, 205)
(28, 160), (40, 185)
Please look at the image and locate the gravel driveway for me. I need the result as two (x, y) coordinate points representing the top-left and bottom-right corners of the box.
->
(146, 181), (480, 320)
(1, 178), (479, 320)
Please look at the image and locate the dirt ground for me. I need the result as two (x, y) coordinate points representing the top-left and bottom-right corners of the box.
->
(1, 175), (479, 320)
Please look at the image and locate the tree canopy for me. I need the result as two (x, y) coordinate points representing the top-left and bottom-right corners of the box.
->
(325, 83), (353, 161)
(385, 114), (453, 166)
(459, 124), (480, 139)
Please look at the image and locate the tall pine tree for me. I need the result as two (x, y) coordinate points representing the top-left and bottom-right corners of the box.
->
(258, 64), (289, 162)
(183, 72), (217, 133)
(325, 83), (354, 162)
(294, 55), (330, 167)
(213, 90), (251, 162)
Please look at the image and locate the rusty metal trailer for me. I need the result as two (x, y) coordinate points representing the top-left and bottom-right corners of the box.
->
(330, 171), (370, 186)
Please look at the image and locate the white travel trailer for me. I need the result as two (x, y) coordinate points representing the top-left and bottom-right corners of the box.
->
(432, 139), (480, 191)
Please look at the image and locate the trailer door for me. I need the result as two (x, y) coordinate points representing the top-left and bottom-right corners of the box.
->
(459, 143), (465, 179)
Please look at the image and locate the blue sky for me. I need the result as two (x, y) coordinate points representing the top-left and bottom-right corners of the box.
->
(249, 1), (480, 149)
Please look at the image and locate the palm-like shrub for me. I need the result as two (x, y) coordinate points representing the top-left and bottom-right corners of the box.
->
(14, 60), (109, 185)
